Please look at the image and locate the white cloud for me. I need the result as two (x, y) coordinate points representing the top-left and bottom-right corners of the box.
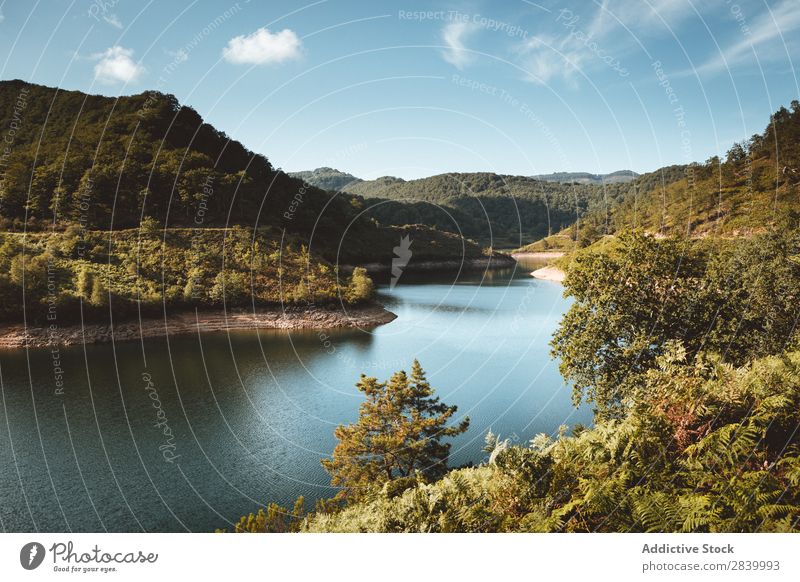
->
(601, 0), (694, 33)
(518, 35), (585, 85)
(694, 0), (800, 76)
(93, 46), (145, 84)
(222, 27), (302, 65)
(441, 22), (478, 69)
(103, 14), (123, 29)
(516, 0), (651, 85)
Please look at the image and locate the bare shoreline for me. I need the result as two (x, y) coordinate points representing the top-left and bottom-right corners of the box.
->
(511, 251), (566, 260)
(510, 251), (566, 283)
(0, 304), (397, 350)
(530, 266), (566, 283)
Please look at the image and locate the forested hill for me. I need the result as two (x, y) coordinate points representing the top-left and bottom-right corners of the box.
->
(0, 80), (498, 325)
(0, 80), (356, 246)
(337, 171), (680, 248)
(289, 167), (362, 191)
(0, 80), (491, 264)
(578, 101), (800, 241)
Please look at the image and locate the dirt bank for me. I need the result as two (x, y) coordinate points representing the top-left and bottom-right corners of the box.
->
(511, 251), (566, 260)
(530, 266), (566, 283)
(0, 304), (397, 349)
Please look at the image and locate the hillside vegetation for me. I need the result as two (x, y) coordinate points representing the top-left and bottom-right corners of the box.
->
(0, 225), (375, 325)
(339, 171), (677, 249)
(292, 166), (675, 250)
(0, 81), (493, 324)
(567, 102), (800, 245)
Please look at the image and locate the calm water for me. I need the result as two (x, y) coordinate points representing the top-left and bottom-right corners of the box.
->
(0, 258), (590, 532)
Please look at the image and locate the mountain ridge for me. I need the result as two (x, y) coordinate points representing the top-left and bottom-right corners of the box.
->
(290, 167), (641, 190)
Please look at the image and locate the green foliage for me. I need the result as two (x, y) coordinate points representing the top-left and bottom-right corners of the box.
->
(552, 232), (705, 415)
(0, 228), (374, 324)
(594, 102), (800, 238)
(223, 497), (306, 533)
(89, 275), (108, 307)
(307, 349), (800, 532)
(321, 360), (469, 503)
(76, 266), (92, 300)
(552, 228), (800, 417)
(344, 267), (374, 303)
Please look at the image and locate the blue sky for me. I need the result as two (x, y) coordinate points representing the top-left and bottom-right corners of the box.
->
(0, 0), (798, 179)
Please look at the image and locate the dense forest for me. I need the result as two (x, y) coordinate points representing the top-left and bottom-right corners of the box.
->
(5, 78), (800, 532)
(0, 80), (358, 239)
(295, 167), (683, 249)
(0, 81), (492, 324)
(348, 173), (596, 248)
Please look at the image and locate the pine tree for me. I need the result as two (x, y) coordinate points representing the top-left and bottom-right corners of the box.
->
(322, 360), (469, 502)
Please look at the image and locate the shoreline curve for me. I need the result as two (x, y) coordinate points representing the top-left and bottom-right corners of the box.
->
(0, 303), (397, 350)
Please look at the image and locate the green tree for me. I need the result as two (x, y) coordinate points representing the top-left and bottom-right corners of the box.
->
(139, 216), (161, 236)
(89, 275), (108, 307)
(209, 269), (249, 304)
(702, 227), (800, 361)
(76, 266), (92, 299)
(344, 267), (374, 303)
(322, 360), (469, 502)
(552, 227), (800, 418)
(551, 232), (707, 416)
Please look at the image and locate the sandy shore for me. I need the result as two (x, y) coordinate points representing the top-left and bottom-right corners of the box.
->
(530, 266), (566, 283)
(0, 304), (397, 349)
(511, 251), (566, 260)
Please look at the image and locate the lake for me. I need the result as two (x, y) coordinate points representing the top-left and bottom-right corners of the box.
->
(0, 257), (590, 532)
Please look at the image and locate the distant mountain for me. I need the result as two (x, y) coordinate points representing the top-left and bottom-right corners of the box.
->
(281, 170), (585, 247)
(342, 173), (636, 248)
(290, 167), (363, 191)
(532, 170), (639, 185)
